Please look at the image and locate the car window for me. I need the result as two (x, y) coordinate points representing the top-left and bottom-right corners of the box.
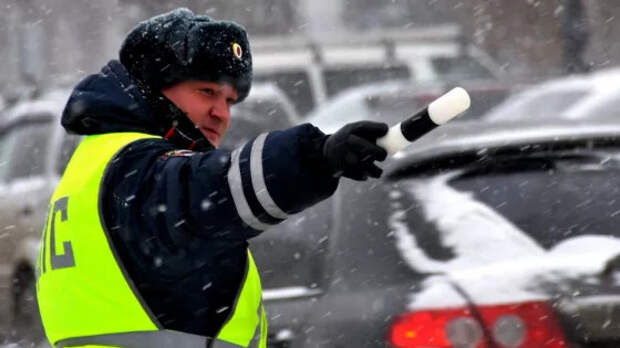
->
(448, 154), (620, 249)
(385, 153), (620, 275)
(457, 86), (511, 120)
(0, 129), (16, 183)
(234, 98), (294, 130)
(0, 120), (52, 183)
(323, 65), (411, 97)
(222, 99), (296, 149)
(56, 133), (81, 175)
(331, 180), (425, 289)
(254, 71), (315, 116)
(431, 56), (494, 80)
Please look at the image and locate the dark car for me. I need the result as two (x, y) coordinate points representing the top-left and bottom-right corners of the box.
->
(221, 83), (301, 149)
(249, 87), (620, 348)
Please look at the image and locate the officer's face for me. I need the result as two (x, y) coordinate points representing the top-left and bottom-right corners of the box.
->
(161, 80), (239, 147)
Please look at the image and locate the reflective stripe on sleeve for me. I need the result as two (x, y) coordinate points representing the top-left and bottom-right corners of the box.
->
(228, 147), (273, 231)
(250, 133), (288, 220)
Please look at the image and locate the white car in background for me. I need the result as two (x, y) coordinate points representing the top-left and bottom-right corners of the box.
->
(482, 67), (620, 122)
(305, 80), (509, 134)
(252, 25), (505, 116)
(0, 89), (77, 346)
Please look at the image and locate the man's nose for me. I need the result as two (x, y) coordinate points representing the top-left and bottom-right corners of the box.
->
(210, 98), (231, 123)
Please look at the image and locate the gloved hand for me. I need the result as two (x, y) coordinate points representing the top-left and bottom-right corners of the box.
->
(322, 121), (389, 181)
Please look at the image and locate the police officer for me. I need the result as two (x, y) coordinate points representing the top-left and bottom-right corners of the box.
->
(36, 8), (388, 348)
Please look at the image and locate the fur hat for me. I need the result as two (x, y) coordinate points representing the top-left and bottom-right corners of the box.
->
(119, 8), (252, 102)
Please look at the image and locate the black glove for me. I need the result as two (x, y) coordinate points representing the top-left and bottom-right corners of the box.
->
(322, 121), (389, 181)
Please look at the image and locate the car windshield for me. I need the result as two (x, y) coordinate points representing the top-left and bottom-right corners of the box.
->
(483, 87), (591, 121)
(431, 55), (494, 80)
(0, 120), (51, 182)
(223, 99), (295, 148)
(254, 71), (315, 116)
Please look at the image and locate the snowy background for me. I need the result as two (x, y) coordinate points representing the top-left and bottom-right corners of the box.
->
(3, 1), (620, 347)
(2, 0), (620, 97)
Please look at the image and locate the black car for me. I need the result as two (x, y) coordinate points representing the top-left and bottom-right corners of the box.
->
(249, 86), (620, 348)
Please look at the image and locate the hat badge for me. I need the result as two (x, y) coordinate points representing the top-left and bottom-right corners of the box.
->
(232, 42), (243, 59)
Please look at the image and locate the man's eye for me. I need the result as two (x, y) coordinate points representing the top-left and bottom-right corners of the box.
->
(201, 88), (215, 96)
(227, 98), (237, 105)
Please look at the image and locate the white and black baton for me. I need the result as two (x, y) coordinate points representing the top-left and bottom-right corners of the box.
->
(376, 87), (471, 156)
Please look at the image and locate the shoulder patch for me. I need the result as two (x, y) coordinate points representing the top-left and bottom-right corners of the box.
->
(162, 149), (197, 159)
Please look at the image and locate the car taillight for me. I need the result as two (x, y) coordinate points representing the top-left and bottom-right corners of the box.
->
(388, 301), (567, 348)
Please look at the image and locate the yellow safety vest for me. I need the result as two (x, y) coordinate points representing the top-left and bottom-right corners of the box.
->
(36, 132), (267, 348)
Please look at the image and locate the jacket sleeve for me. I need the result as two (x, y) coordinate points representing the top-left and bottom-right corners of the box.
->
(103, 123), (339, 243)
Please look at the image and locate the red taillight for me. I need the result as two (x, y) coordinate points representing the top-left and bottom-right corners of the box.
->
(390, 308), (473, 348)
(389, 301), (568, 348)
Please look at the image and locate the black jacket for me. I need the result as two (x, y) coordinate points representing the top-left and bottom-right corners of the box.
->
(61, 60), (339, 337)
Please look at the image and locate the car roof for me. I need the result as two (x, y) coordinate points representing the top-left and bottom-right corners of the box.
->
(510, 67), (620, 95)
(482, 67), (620, 122)
(1, 89), (71, 129)
(387, 119), (620, 176)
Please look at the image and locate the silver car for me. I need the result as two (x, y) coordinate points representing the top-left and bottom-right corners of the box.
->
(0, 89), (80, 345)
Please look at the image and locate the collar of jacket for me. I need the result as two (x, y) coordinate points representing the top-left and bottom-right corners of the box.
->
(134, 76), (214, 152)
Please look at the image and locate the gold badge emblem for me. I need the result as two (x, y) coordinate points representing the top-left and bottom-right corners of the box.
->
(232, 42), (243, 59)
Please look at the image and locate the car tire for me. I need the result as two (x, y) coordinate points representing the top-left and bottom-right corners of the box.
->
(11, 266), (45, 346)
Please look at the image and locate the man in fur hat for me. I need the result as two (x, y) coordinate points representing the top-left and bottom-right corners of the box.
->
(36, 8), (388, 348)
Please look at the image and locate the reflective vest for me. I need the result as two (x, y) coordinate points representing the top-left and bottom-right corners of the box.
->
(36, 132), (267, 348)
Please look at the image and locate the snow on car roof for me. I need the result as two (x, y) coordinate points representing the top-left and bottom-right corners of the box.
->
(2, 89), (71, 128)
(482, 67), (620, 122)
(391, 167), (620, 308)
